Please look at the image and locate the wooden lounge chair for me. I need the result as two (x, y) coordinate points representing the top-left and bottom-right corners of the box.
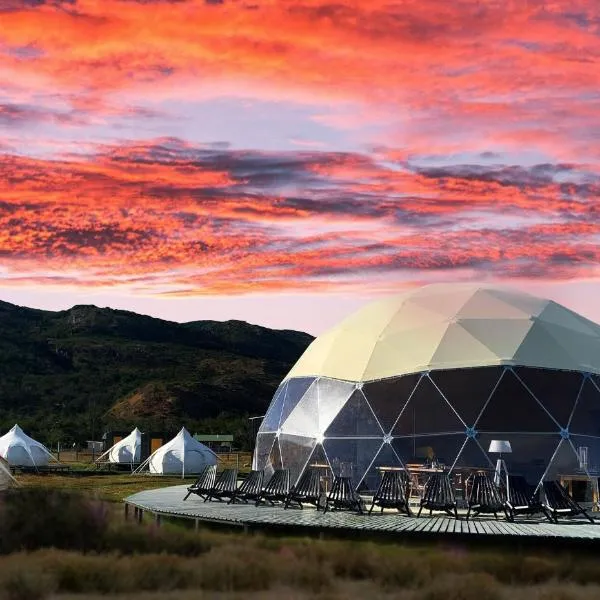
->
(417, 472), (458, 518)
(284, 468), (323, 510)
(505, 475), (552, 522)
(204, 468), (239, 503)
(466, 472), (509, 520)
(323, 475), (364, 514)
(228, 469), (264, 505)
(542, 480), (594, 524)
(256, 469), (290, 506)
(369, 470), (411, 515)
(183, 464), (217, 501)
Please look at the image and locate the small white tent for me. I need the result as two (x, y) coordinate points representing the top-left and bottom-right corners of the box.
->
(96, 427), (142, 465)
(0, 455), (16, 490)
(0, 424), (56, 468)
(134, 427), (217, 477)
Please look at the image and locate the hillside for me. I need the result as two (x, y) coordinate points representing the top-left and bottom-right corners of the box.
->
(0, 301), (313, 448)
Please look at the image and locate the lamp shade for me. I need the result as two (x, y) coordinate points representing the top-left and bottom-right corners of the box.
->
(488, 440), (512, 454)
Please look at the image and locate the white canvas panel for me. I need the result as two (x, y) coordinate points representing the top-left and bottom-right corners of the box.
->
(458, 318), (533, 359)
(454, 291), (535, 320)
(431, 323), (503, 368)
(538, 302), (600, 337)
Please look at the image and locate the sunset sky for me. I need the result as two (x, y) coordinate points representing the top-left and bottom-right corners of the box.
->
(1, 0), (600, 335)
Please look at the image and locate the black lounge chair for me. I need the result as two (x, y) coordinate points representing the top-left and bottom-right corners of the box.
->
(284, 467), (323, 510)
(505, 475), (552, 522)
(183, 464), (217, 501)
(323, 475), (364, 514)
(369, 470), (411, 515)
(466, 473), (509, 520)
(542, 480), (594, 524)
(228, 469), (264, 504)
(256, 468), (290, 506)
(205, 468), (239, 503)
(418, 472), (458, 518)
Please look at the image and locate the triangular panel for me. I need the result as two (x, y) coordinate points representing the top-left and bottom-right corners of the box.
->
(485, 288), (547, 317)
(316, 378), (356, 434)
(253, 432), (276, 471)
(323, 437), (382, 488)
(544, 439), (583, 484)
(476, 432), (560, 485)
(538, 302), (599, 337)
(452, 437), (494, 471)
(359, 442), (402, 492)
(301, 443), (332, 489)
(324, 389), (384, 437)
(279, 377), (316, 427)
(455, 291), (534, 319)
(570, 435), (600, 480)
(430, 323), (504, 368)
(431, 367), (503, 427)
(281, 380), (319, 437)
(514, 367), (584, 428)
(269, 437), (283, 471)
(475, 368), (557, 432)
(392, 376), (464, 436)
(392, 434), (467, 469)
(363, 373), (420, 434)
(458, 318), (532, 360)
(259, 382), (288, 432)
(279, 433), (316, 485)
(407, 288), (476, 318)
(568, 377), (600, 436)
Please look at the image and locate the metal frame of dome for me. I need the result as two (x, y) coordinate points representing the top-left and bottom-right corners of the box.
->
(253, 284), (600, 493)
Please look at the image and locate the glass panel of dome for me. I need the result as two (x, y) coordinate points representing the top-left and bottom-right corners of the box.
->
(279, 377), (316, 427)
(323, 438), (382, 488)
(259, 382), (288, 432)
(324, 389), (383, 437)
(391, 434), (466, 469)
(362, 373), (420, 434)
(430, 367), (503, 427)
(545, 439), (585, 483)
(359, 441), (403, 493)
(300, 443), (333, 492)
(316, 378), (356, 433)
(568, 377), (600, 436)
(269, 437), (283, 471)
(570, 435), (600, 477)
(280, 380), (319, 437)
(513, 368), (584, 429)
(254, 432), (276, 471)
(476, 433), (560, 486)
(452, 437), (493, 471)
(392, 375), (465, 436)
(475, 368), (557, 433)
(279, 433), (316, 485)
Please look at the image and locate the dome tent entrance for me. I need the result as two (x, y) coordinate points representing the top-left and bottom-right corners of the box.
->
(0, 424), (57, 468)
(133, 427), (217, 477)
(96, 427), (142, 467)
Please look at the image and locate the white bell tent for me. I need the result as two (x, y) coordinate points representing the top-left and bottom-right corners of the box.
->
(96, 427), (142, 465)
(0, 424), (56, 468)
(0, 455), (16, 490)
(134, 427), (217, 477)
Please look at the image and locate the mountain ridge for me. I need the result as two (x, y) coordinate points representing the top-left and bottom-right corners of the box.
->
(0, 299), (313, 448)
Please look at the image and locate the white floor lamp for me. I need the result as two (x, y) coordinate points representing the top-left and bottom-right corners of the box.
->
(488, 440), (512, 488)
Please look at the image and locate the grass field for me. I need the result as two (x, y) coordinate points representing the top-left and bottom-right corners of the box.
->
(3, 475), (600, 599)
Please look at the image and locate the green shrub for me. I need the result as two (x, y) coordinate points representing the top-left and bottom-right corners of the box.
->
(418, 573), (502, 600)
(0, 565), (56, 600)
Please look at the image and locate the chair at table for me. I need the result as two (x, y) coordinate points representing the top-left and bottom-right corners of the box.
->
(369, 470), (411, 516)
(417, 472), (458, 518)
(466, 472), (509, 520)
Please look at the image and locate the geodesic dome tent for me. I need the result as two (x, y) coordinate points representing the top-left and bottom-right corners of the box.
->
(0, 425), (56, 468)
(96, 427), (142, 465)
(253, 284), (600, 492)
(134, 427), (217, 476)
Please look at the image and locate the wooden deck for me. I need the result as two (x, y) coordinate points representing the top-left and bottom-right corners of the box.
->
(125, 485), (600, 543)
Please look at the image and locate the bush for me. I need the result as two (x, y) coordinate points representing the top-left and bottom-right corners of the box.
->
(418, 573), (502, 600)
(0, 564), (56, 600)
